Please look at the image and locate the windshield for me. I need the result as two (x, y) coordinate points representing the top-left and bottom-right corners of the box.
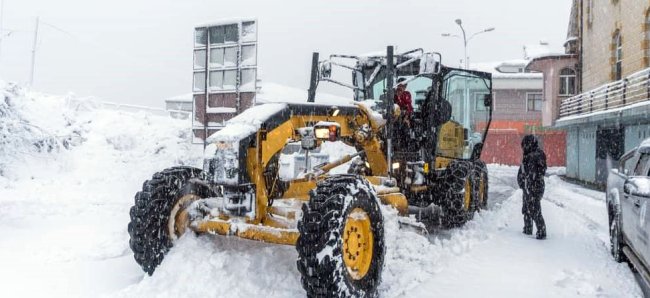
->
(438, 69), (492, 159)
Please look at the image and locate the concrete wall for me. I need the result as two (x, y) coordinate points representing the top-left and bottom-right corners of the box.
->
(581, 0), (650, 91)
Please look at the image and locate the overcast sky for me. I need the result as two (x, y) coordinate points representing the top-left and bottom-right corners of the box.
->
(0, 0), (572, 108)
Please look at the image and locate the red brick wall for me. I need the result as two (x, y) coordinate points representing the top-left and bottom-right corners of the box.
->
(481, 130), (566, 167)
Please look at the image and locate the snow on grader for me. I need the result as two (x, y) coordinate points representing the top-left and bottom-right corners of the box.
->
(128, 46), (493, 297)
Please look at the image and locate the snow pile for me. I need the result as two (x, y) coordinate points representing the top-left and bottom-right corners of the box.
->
(0, 81), (79, 182)
(0, 82), (201, 297)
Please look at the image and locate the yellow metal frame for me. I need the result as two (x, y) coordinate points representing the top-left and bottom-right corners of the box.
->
(180, 104), (473, 246)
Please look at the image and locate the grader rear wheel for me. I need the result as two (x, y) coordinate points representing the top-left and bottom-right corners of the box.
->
(441, 160), (473, 227)
(474, 161), (489, 210)
(296, 175), (385, 297)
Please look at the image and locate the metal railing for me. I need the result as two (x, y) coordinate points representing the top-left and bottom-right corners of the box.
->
(559, 68), (650, 118)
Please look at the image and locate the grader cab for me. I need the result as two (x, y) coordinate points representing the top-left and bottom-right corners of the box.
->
(128, 46), (493, 297)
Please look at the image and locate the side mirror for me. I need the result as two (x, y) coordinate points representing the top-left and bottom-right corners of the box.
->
(483, 94), (492, 108)
(419, 52), (442, 75)
(320, 61), (332, 79)
(624, 177), (650, 198)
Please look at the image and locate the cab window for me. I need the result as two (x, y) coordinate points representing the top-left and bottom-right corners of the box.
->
(404, 76), (433, 112)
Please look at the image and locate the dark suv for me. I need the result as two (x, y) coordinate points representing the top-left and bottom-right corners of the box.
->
(607, 140), (650, 283)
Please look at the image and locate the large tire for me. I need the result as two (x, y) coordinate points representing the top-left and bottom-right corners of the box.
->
(473, 161), (489, 210)
(296, 175), (385, 297)
(128, 166), (214, 275)
(608, 203), (627, 263)
(441, 160), (473, 227)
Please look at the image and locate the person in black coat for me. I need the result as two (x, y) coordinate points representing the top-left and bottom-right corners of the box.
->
(517, 135), (547, 239)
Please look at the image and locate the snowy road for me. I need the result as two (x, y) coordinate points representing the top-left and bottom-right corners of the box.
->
(0, 89), (643, 297)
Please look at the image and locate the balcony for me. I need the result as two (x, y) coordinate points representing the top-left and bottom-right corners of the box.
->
(559, 68), (650, 119)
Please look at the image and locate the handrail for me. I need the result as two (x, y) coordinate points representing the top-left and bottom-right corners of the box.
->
(559, 68), (650, 118)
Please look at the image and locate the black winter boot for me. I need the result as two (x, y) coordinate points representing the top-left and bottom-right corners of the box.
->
(523, 226), (532, 235)
(536, 227), (546, 240)
(523, 214), (533, 235)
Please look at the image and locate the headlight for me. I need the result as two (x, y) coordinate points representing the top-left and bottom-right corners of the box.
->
(314, 127), (330, 139)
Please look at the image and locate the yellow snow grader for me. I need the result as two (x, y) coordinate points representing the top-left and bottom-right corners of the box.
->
(128, 46), (492, 297)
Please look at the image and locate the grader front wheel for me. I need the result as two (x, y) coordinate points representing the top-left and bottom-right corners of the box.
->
(296, 175), (385, 297)
(128, 166), (214, 275)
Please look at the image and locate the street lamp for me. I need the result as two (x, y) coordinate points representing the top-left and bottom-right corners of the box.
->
(442, 19), (495, 69)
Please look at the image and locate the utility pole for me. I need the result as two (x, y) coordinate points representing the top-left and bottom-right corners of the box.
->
(29, 16), (39, 87)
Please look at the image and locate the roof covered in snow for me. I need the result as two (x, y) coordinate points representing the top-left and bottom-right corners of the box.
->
(166, 93), (193, 102)
(255, 82), (353, 106)
(523, 42), (564, 60)
(195, 17), (257, 28)
(470, 60), (542, 80)
(165, 82), (353, 106)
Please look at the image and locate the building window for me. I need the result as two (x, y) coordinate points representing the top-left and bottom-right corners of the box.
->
(559, 68), (576, 96)
(613, 30), (623, 81)
(527, 93), (543, 112)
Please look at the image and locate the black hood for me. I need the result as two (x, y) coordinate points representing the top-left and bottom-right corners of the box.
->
(521, 134), (540, 154)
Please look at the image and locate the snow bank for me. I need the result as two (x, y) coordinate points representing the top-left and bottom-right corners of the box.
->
(0, 81), (76, 182)
(0, 81), (201, 297)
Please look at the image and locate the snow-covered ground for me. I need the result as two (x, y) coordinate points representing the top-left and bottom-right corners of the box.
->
(0, 84), (642, 297)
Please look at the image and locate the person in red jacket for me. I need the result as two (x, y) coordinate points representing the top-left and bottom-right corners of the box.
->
(394, 78), (413, 121)
(392, 78), (414, 152)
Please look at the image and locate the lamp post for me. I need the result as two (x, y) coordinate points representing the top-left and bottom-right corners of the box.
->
(442, 19), (495, 69)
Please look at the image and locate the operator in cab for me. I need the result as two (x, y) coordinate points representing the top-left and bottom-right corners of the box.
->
(394, 78), (413, 126)
(393, 78), (414, 152)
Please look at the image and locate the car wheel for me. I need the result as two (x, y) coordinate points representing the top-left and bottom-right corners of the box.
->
(609, 204), (627, 263)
